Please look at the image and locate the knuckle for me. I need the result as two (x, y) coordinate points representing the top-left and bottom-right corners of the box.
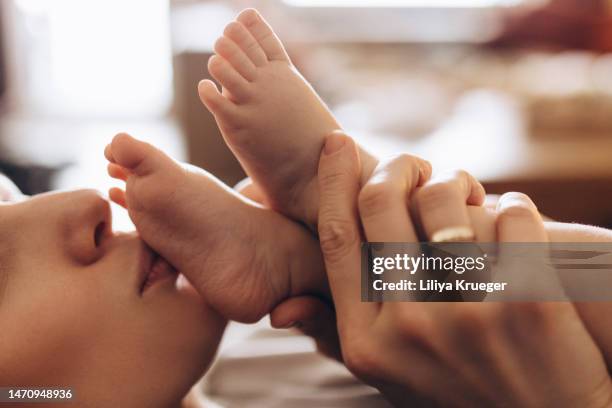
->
(342, 337), (381, 380)
(501, 303), (573, 339)
(395, 153), (426, 183)
(358, 182), (398, 219)
(505, 302), (560, 325)
(497, 203), (539, 223)
(415, 181), (458, 209)
(501, 191), (532, 202)
(450, 168), (470, 180)
(393, 153), (422, 170)
(391, 153), (423, 182)
(453, 304), (497, 334)
(498, 192), (537, 211)
(418, 159), (433, 182)
(437, 168), (471, 184)
(318, 218), (359, 264)
(391, 307), (433, 347)
(318, 169), (353, 194)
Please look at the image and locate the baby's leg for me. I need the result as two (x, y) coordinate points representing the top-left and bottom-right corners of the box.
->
(198, 9), (377, 229)
(198, 9), (612, 370)
(106, 133), (327, 323)
(199, 8), (612, 248)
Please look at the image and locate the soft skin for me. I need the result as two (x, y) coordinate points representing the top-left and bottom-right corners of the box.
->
(105, 134), (329, 324)
(269, 140), (612, 405)
(198, 8), (378, 228)
(0, 185), (225, 408)
(307, 134), (612, 407)
(202, 9), (612, 246)
(196, 10), (612, 381)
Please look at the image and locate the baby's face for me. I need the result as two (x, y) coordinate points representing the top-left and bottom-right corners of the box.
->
(0, 187), (225, 406)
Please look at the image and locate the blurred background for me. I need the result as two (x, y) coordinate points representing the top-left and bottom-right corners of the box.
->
(3, 1), (612, 404)
(1, 0), (612, 229)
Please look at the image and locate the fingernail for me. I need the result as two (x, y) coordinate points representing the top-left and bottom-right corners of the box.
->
(324, 132), (346, 155)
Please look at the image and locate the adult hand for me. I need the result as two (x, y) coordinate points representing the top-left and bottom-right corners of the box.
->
(271, 150), (486, 356)
(296, 131), (612, 407)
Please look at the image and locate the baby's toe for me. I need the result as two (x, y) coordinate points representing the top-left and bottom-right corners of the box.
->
(109, 187), (127, 209)
(223, 20), (267, 67)
(207, 55), (252, 103)
(107, 163), (129, 181)
(237, 9), (289, 62)
(214, 35), (257, 81)
(104, 143), (116, 163)
(109, 133), (175, 177)
(198, 79), (240, 125)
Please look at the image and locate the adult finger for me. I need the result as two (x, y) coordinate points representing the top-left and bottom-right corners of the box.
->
(318, 131), (377, 332)
(492, 192), (564, 300)
(358, 154), (431, 243)
(413, 170), (486, 242)
(496, 192), (547, 242)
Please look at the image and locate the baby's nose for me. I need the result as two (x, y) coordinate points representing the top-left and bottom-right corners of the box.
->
(63, 189), (113, 265)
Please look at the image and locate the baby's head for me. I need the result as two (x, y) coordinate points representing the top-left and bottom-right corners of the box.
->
(0, 188), (225, 406)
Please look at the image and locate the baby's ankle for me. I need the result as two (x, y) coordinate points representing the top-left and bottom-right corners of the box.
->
(272, 219), (330, 303)
(297, 143), (379, 231)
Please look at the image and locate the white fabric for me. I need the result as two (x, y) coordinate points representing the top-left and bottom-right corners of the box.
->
(203, 324), (391, 408)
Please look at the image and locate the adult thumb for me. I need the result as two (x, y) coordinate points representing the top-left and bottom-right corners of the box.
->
(318, 131), (377, 333)
(317, 130), (362, 228)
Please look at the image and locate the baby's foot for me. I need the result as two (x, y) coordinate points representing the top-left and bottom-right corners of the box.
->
(105, 133), (326, 323)
(198, 8), (377, 228)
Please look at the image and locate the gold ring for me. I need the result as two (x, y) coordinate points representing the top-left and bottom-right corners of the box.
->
(431, 226), (475, 243)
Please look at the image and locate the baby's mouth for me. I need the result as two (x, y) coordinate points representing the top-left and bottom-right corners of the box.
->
(140, 245), (179, 294)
